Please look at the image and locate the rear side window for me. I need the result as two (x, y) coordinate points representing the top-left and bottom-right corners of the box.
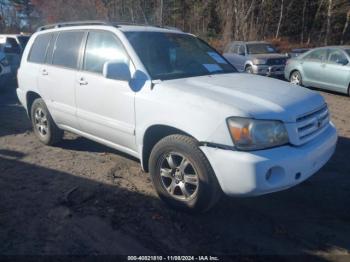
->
(52, 31), (85, 69)
(83, 31), (128, 74)
(28, 34), (52, 63)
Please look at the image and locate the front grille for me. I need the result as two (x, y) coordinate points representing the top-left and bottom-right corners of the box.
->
(296, 105), (329, 142)
(266, 58), (286, 65)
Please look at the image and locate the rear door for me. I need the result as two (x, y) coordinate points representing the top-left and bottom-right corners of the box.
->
(236, 44), (247, 72)
(75, 30), (137, 152)
(223, 43), (242, 71)
(322, 48), (350, 93)
(40, 30), (85, 128)
(301, 49), (328, 87)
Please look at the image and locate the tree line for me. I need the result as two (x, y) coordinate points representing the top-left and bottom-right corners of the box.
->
(1, 0), (349, 49)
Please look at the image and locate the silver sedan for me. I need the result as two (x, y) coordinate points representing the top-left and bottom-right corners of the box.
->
(285, 46), (350, 96)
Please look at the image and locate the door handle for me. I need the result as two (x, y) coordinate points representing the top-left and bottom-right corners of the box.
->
(78, 78), (88, 85)
(42, 69), (48, 76)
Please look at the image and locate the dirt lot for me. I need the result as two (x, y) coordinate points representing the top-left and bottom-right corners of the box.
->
(0, 84), (349, 260)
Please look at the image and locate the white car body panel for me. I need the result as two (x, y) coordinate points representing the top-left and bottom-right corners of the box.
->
(17, 24), (338, 197)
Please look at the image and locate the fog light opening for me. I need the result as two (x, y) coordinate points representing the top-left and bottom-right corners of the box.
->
(265, 166), (285, 185)
(295, 172), (302, 180)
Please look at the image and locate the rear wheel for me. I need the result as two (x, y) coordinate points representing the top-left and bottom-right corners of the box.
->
(149, 135), (222, 213)
(290, 70), (303, 86)
(31, 98), (63, 145)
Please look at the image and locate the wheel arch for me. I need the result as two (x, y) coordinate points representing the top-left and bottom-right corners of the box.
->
(244, 62), (253, 70)
(26, 91), (41, 120)
(141, 125), (196, 172)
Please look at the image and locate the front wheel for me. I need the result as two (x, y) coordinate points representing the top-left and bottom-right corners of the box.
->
(245, 65), (253, 74)
(290, 71), (303, 86)
(149, 135), (222, 213)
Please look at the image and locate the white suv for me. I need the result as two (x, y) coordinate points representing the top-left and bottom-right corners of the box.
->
(17, 21), (337, 212)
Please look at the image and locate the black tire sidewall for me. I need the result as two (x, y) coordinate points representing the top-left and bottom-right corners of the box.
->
(246, 66), (253, 74)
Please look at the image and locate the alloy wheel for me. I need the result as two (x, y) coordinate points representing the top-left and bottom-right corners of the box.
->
(34, 107), (49, 137)
(290, 72), (301, 85)
(159, 152), (199, 201)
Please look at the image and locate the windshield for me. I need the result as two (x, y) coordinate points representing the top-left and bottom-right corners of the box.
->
(125, 32), (236, 80)
(247, 43), (278, 54)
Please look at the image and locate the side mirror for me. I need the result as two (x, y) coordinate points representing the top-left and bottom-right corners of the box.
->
(103, 61), (131, 81)
(338, 58), (349, 66)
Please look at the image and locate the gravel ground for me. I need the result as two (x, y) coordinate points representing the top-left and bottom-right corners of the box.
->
(0, 85), (349, 261)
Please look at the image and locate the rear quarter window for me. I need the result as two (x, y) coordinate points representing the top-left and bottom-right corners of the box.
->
(28, 34), (52, 63)
(52, 31), (85, 69)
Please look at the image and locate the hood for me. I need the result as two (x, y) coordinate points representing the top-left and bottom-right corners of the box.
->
(248, 53), (288, 59)
(158, 73), (325, 123)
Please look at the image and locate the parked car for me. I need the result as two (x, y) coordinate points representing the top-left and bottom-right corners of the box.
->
(17, 21), (337, 212)
(0, 34), (30, 81)
(0, 50), (11, 88)
(285, 46), (350, 96)
(288, 48), (310, 58)
(223, 41), (288, 77)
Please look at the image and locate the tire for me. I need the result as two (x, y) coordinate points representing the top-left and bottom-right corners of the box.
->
(290, 70), (303, 86)
(149, 134), (222, 213)
(30, 98), (63, 145)
(245, 65), (253, 74)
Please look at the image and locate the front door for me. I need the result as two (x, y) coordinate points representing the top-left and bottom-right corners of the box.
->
(301, 49), (328, 87)
(75, 30), (137, 153)
(322, 48), (350, 93)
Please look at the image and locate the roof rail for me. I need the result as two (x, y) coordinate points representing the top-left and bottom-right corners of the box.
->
(36, 20), (183, 32)
(36, 20), (113, 32)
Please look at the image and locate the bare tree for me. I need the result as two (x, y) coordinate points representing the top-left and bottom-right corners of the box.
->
(325, 0), (333, 45)
(275, 0), (284, 39)
(341, 9), (350, 44)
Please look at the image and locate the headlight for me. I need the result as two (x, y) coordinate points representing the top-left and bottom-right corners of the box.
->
(252, 58), (267, 65)
(227, 117), (289, 150)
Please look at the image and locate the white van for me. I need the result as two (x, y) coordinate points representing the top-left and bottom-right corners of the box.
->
(17, 21), (337, 212)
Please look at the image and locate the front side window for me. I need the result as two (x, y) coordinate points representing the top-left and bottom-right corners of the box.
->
(125, 32), (236, 80)
(304, 49), (327, 61)
(327, 49), (348, 65)
(28, 33), (52, 63)
(246, 43), (277, 54)
(83, 31), (128, 74)
(232, 44), (239, 53)
(238, 45), (245, 55)
(52, 31), (84, 69)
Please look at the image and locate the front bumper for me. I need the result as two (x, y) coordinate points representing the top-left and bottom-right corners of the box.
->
(251, 64), (285, 76)
(201, 123), (337, 197)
